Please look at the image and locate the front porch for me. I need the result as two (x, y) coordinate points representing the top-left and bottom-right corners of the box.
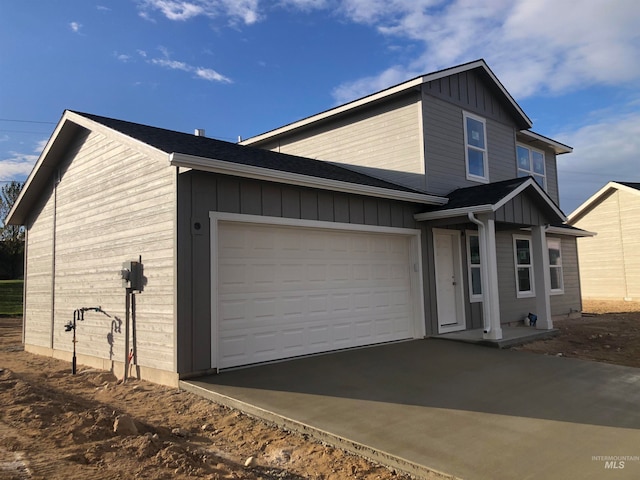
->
(436, 325), (559, 348)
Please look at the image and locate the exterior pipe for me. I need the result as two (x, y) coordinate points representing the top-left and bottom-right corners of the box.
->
(467, 212), (491, 334)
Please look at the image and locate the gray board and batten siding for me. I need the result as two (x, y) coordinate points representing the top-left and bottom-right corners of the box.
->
(176, 170), (428, 376)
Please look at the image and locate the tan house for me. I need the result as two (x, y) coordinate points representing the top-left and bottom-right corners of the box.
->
(568, 182), (640, 301)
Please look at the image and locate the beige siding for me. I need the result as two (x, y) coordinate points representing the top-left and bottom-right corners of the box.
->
(24, 187), (55, 348)
(257, 93), (426, 190)
(574, 189), (640, 300)
(25, 129), (176, 372)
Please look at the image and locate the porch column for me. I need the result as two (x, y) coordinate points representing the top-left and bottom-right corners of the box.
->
(531, 225), (553, 330)
(479, 214), (502, 340)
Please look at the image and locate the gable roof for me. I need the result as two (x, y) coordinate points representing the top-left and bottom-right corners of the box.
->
(5, 111), (447, 225)
(241, 59), (533, 146)
(567, 181), (640, 224)
(414, 177), (566, 223)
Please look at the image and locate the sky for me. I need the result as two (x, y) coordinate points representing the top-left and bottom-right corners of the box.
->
(1, 0), (639, 215)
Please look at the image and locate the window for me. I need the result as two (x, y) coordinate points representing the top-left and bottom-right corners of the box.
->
(513, 236), (534, 297)
(548, 238), (564, 294)
(464, 112), (488, 182)
(467, 232), (482, 302)
(517, 144), (545, 189)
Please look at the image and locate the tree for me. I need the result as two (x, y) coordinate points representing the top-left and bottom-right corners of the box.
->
(0, 181), (25, 279)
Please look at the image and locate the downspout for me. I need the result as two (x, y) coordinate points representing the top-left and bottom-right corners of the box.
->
(468, 212), (491, 334)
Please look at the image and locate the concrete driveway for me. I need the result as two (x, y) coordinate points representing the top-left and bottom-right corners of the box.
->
(181, 339), (640, 479)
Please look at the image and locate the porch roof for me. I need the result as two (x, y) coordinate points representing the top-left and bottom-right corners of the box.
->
(414, 177), (566, 223)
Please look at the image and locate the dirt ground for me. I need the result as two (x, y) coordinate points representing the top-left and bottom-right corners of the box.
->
(2, 300), (639, 480)
(513, 299), (640, 368)
(0, 317), (423, 480)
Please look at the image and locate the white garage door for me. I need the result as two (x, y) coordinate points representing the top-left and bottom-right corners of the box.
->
(213, 218), (420, 369)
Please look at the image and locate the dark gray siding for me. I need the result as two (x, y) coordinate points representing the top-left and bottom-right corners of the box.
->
(496, 230), (582, 324)
(494, 192), (554, 225)
(422, 68), (517, 195)
(550, 236), (582, 316)
(176, 171), (428, 375)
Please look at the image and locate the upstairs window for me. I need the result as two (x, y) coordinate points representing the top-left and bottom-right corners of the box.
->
(463, 112), (488, 182)
(517, 144), (546, 189)
(513, 235), (534, 298)
(548, 238), (564, 294)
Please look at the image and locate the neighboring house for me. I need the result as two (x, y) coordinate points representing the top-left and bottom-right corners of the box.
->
(567, 181), (640, 301)
(6, 60), (588, 387)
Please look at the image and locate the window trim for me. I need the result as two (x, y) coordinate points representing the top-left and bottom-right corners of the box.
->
(463, 111), (489, 183)
(466, 231), (483, 303)
(516, 143), (546, 189)
(547, 237), (564, 295)
(513, 235), (535, 298)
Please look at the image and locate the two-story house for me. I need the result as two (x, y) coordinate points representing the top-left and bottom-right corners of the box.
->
(240, 59), (586, 342)
(6, 60), (586, 387)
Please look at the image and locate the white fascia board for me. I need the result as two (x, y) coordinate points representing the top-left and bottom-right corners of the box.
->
(240, 77), (424, 145)
(545, 225), (597, 237)
(566, 181), (617, 223)
(567, 181), (640, 224)
(494, 178), (567, 222)
(170, 152), (447, 206)
(518, 130), (573, 154)
(414, 205), (493, 221)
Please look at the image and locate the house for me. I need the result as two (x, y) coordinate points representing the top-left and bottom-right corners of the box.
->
(6, 60), (588, 387)
(567, 181), (640, 301)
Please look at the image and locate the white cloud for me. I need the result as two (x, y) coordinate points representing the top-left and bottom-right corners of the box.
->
(0, 152), (38, 181)
(137, 0), (260, 25)
(555, 111), (640, 213)
(115, 52), (132, 62)
(149, 49), (232, 83)
(326, 0), (640, 103)
(69, 21), (82, 33)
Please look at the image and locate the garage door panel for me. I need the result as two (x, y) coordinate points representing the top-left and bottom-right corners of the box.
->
(215, 221), (417, 369)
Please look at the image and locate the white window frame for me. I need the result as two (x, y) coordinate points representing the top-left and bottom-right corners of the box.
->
(547, 237), (564, 295)
(466, 231), (483, 302)
(463, 111), (489, 183)
(516, 143), (546, 189)
(513, 235), (535, 298)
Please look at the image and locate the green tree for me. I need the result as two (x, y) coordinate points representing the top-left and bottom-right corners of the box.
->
(0, 181), (25, 279)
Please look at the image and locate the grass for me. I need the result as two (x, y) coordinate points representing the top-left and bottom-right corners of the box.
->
(0, 279), (23, 316)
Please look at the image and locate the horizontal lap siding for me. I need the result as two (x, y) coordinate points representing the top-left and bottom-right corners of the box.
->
(423, 93), (517, 196)
(256, 94), (426, 190)
(45, 130), (175, 372)
(550, 236), (582, 315)
(574, 190), (640, 300)
(24, 189), (55, 347)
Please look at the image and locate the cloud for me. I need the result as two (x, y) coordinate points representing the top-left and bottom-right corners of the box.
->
(69, 21), (82, 33)
(555, 110), (640, 213)
(149, 48), (232, 83)
(326, 0), (640, 103)
(115, 52), (132, 62)
(137, 0), (260, 25)
(0, 152), (39, 181)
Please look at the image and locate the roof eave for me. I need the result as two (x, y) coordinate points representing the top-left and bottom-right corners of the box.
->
(567, 181), (640, 224)
(170, 153), (447, 206)
(518, 130), (573, 155)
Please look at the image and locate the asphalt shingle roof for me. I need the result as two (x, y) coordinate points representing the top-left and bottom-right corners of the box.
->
(74, 111), (425, 195)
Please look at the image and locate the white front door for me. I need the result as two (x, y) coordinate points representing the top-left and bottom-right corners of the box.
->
(433, 229), (466, 333)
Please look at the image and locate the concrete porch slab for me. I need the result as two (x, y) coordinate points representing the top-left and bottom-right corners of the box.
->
(435, 326), (559, 348)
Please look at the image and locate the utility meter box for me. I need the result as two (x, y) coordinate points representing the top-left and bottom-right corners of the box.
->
(121, 261), (144, 292)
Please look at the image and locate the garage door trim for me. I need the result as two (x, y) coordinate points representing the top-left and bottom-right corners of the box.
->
(209, 212), (425, 369)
